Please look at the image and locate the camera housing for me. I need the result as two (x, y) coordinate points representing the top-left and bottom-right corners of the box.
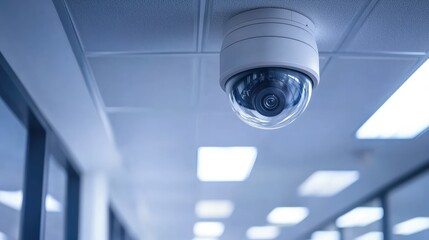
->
(220, 8), (320, 129)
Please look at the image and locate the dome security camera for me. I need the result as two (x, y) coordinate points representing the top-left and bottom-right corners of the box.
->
(219, 8), (320, 129)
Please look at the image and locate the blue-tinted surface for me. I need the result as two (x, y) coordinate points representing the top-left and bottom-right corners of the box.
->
(342, 199), (383, 240)
(390, 171), (429, 240)
(0, 97), (27, 240)
(44, 157), (67, 240)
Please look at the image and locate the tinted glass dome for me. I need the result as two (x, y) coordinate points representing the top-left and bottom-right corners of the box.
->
(226, 68), (313, 129)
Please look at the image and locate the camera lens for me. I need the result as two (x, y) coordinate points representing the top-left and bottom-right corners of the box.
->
(253, 87), (286, 117)
(263, 95), (279, 110)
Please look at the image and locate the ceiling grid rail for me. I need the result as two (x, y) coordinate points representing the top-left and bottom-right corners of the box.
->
(196, 0), (208, 52)
(320, 0), (381, 74)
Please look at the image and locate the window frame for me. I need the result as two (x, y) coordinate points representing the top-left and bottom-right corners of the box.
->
(0, 52), (81, 240)
(109, 207), (133, 240)
(301, 160), (429, 240)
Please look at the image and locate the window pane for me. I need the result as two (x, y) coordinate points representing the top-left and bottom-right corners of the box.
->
(44, 157), (67, 240)
(110, 209), (123, 240)
(340, 199), (383, 240)
(0, 97), (27, 240)
(390, 171), (429, 240)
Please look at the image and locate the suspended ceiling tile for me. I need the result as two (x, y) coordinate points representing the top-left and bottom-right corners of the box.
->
(345, 0), (429, 52)
(66, 0), (199, 52)
(89, 55), (196, 109)
(316, 57), (419, 126)
(203, 0), (369, 52)
(108, 111), (198, 188)
(109, 112), (198, 156)
(198, 54), (231, 112)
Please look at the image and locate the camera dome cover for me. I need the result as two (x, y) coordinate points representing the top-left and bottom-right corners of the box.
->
(226, 68), (312, 129)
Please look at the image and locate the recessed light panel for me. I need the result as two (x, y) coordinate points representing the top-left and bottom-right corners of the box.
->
(246, 226), (280, 239)
(0, 190), (21, 210)
(336, 207), (383, 228)
(195, 200), (234, 218)
(393, 217), (429, 235)
(193, 222), (224, 238)
(298, 171), (359, 197)
(356, 59), (429, 139)
(267, 207), (309, 225)
(355, 231), (383, 240)
(197, 147), (257, 181)
(311, 231), (339, 240)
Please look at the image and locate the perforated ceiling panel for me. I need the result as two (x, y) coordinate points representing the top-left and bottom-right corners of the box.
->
(66, 0), (199, 52)
(345, 0), (429, 52)
(89, 55), (196, 108)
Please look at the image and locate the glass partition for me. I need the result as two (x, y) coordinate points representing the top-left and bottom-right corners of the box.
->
(340, 199), (383, 240)
(389, 171), (429, 240)
(0, 96), (27, 240)
(304, 165), (429, 240)
(1, 53), (81, 240)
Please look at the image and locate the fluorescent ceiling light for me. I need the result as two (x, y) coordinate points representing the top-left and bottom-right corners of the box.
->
(197, 147), (257, 181)
(355, 231), (383, 240)
(193, 222), (224, 238)
(267, 207), (309, 225)
(311, 231), (339, 240)
(246, 226), (280, 239)
(336, 207), (383, 228)
(356, 59), (429, 139)
(0, 190), (21, 210)
(0, 190), (61, 212)
(393, 217), (429, 235)
(195, 200), (234, 218)
(298, 171), (359, 197)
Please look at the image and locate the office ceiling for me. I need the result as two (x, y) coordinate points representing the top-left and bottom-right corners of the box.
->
(61, 0), (429, 239)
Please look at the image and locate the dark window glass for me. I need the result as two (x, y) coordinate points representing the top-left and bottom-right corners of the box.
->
(390, 171), (429, 240)
(340, 199), (383, 240)
(0, 97), (27, 240)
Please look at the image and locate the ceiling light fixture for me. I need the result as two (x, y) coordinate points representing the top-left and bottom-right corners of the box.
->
(267, 207), (309, 225)
(193, 222), (225, 238)
(393, 217), (429, 235)
(197, 147), (257, 181)
(195, 200), (234, 219)
(336, 207), (383, 228)
(355, 231), (383, 240)
(298, 171), (359, 197)
(311, 231), (339, 240)
(356, 59), (429, 139)
(246, 226), (280, 239)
